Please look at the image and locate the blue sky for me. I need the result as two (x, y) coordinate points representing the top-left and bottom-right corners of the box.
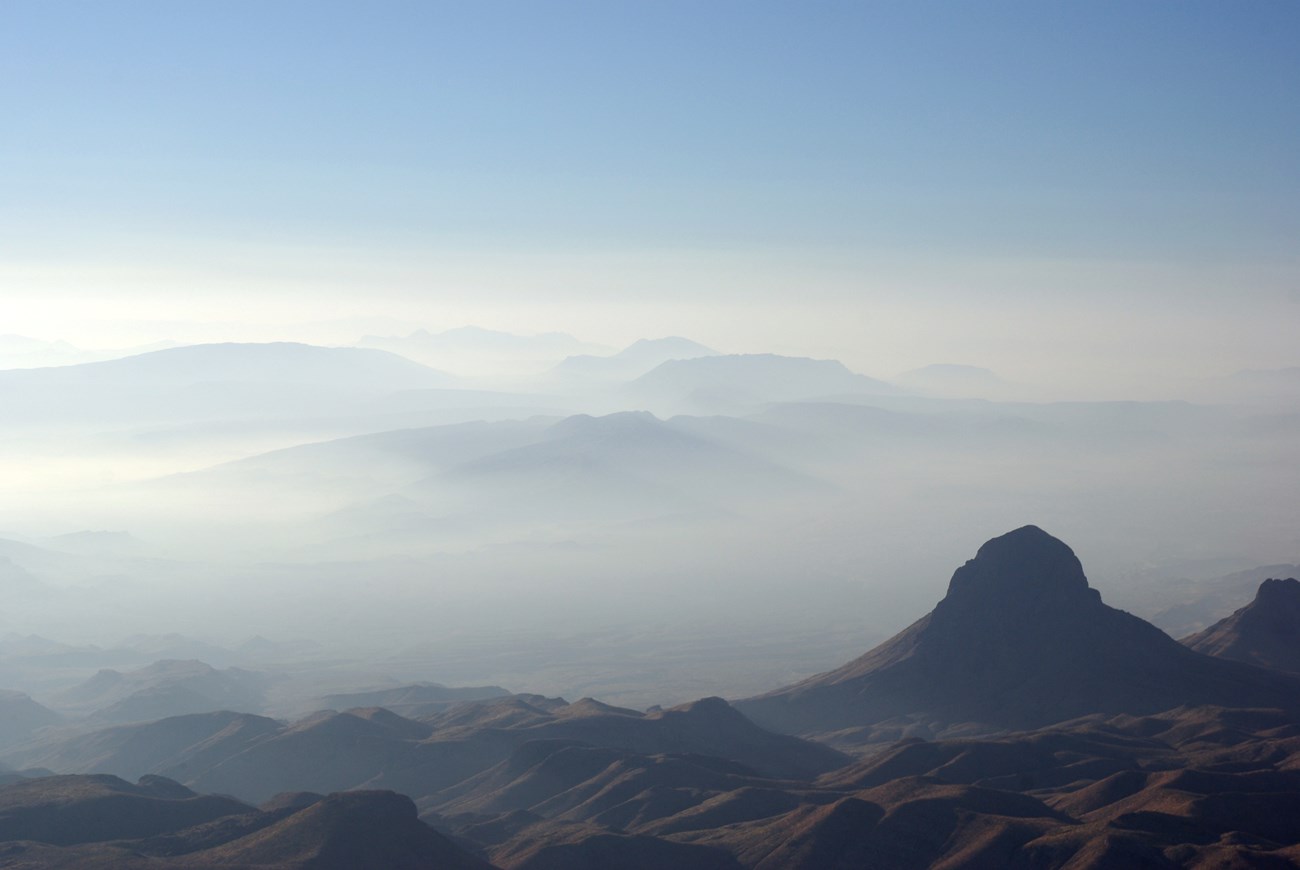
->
(2, 1), (1298, 387)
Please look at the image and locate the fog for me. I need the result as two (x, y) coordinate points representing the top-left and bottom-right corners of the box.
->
(0, 335), (1296, 709)
(3, 0), (1298, 727)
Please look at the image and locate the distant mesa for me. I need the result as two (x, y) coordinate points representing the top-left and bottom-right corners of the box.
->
(1183, 577), (1300, 673)
(626, 353), (897, 414)
(737, 526), (1300, 740)
(84, 341), (457, 389)
(550, 335), (720, 382)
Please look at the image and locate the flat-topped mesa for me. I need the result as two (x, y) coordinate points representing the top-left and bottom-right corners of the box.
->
(937, 525), (1100, 616)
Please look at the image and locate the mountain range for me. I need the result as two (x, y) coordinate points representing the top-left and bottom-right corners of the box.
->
(7, 527), (1300, 866)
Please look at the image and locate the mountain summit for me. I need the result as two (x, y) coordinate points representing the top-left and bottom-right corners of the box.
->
(1183, 577), (1300, 673)
(940, 524), (1093, 608)
(737, 526), (1300, 738)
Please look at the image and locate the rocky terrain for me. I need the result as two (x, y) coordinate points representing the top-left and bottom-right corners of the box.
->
(6, 527), (1300, 867)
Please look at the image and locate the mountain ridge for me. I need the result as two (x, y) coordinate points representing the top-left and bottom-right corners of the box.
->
(736, 526), (1300, 740)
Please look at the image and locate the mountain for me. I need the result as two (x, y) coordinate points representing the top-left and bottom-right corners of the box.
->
(1147, 563), (1300, 638)
(425, 411), (826, 522)
(195, 789), (495, 869)
(0, 335), (179, 369)
(50, 659), (267, 723)
(0, 774), (493, 869)
(1196, 365), (1300, 406)
(5, 695), (847, 806)
(736, 526), (1300, 741)
(0, 773), (251, 845)
(550, 337), (719, 383)
(0, 335), (86, 369)
(4, 341), (453, 390)
(1183, 577), (1300, 673)
(359, 326), (610, 377)
(315, 683), (511, 718)
(11, 708), (1300, 868)
(0, 691), (60, 749)
(625, 354), (898, 415)
(0, 342), (458, 427)
(4, 711), (283, 783)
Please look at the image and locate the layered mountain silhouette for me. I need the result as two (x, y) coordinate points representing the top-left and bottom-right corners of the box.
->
(423, 411), (825, 522)
(6, 696), (846, 806)
(315, 683), (511, 718)
(358, 326), (606, 376)
(0, 691), (60, 749)
(0, 774), (492, 868)
(625, 353), (898, 415)
(1183, 577), (1300, 673)
(10, 705), (1300, 868)
(549, 336), (720, 383)
(892, 363), (1013, 400)
(50, 659), (267, 724)
(737, 526), (1300, 738)
(0, 341), (468, 435)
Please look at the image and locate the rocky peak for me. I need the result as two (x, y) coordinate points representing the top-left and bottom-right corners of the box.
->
(1254, 577), (1300, 606)
(937, 525), (1099, 618)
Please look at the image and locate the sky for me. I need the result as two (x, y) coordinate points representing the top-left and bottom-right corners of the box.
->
(3, 0), (1298, 390)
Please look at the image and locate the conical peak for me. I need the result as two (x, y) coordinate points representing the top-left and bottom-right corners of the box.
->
(941, 525), (1093, 608)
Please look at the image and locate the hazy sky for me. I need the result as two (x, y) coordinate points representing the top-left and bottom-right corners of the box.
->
(3, 1), (1298, 388)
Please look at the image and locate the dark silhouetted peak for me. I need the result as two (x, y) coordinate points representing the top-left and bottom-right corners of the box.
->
(941, 525), (1094, 610)
(1183, 578), (1300, 673)
(739, 528), (1300, 736)
(1255, 577), (1300, 605)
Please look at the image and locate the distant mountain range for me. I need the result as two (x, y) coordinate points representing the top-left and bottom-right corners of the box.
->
(0, 335), (180, 370)
(0, 342), (457, 428)
(0, 773), (492, 868)
(625, 353), (898, 415)
(549, 336), (719, 383)
(0, 691), (60, 749)
(4, 695), (846, 805)
(7, 527), (1300, 866)
(315, 683), (510, 718)
(49, 659), (268, 724)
